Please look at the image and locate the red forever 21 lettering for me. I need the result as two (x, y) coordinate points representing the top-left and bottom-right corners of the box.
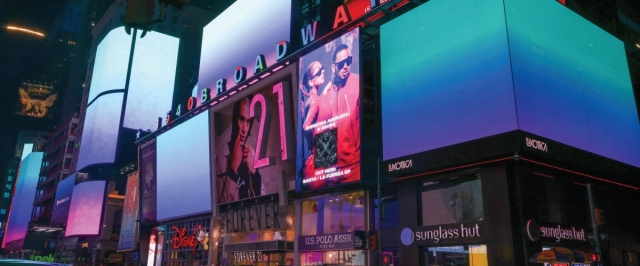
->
(172, 226), (199, 254)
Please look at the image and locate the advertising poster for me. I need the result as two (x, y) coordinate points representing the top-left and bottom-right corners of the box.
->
(140, 142), (157, 222)
(50, 174), (76, 226)
(65, 180), (106, 236)
(214, 82), (294, 204)
(119, 172), (139, 251)
(147, 228), (158, 266)
(15, 82), (58, 118)
(296, 28), (361, 192)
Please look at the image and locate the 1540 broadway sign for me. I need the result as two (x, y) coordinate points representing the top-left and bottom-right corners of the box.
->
(298, 231), (365, 251)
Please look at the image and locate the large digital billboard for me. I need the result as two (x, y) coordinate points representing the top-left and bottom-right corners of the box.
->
(50, 174), (76, 226)
(505, 0), (640, 167)
(3, 152), (43, 247)
(214, 81), (295, 204)
(15, 82), (58, 118)
(119, 172), (139, 251)
(140, 142), (157, 222)
(157, 111), (211, 220)
(78, 27), (178, 171)
(381, 0), (517, 161)
(76, 93), (123, 171)
(65, 181), (106, 236)
(296, 28), (361, 192)
(124, 30), (179, 130)
(197, 0), (291, 102)
(381, 0), (640, 167)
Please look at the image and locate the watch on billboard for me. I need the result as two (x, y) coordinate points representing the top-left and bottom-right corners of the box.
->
(214, 81), (295, 204)
(296, 28), (361, 192)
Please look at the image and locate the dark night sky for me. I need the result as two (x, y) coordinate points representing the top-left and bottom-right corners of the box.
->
(0, 0), (70, 174)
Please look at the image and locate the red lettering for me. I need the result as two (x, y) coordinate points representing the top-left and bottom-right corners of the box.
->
(333, 5), (350, 29)
(171, 225), (202, 254)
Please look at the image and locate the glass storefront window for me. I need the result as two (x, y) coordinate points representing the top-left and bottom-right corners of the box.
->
(419, 174), (483, 226)
(301, 191), (365, 236)
(300, 250), (365, 266)
(420, 245), (487, 266)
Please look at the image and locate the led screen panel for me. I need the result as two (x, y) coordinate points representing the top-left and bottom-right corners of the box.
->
(76, 93), (123, 171)
(124, 30), (179, 131)
(296, 28), (362, 192)
(214, 82), (294, 204)
(381, 0), (518, 161)
(50, 174), (76, 226)
(88, 28), (130, 102)
(3, 152), (43, 247)
(65, 180), (106, 236)
(15, 82), (58, 118)
(505, 0), (640, 167)
(157, 111), (211, 220)
(140, 142), (157, 222)
(198, 0), (291, 101)
(118, 172), (139, 251)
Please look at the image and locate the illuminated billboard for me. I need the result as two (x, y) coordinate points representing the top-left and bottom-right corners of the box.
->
(50, 174), (76, 226)
(65, 181), (106, 236)
(140, 142), (157, 222)
(3, 152), (43, 247)
(76, 93), (123, 171)
(119, 172), (139, 251)
(156, 111), (211, 220)
(296, 28), (361, 192)
(197, 0), (291, 102)
(382, 0), (639, 167)
(15, 82), (58, 118)
(77, 27), (178, 171)
(381, 0), (517, 161)
(214, 81), (295, 204)
(505, 0), (640, 167)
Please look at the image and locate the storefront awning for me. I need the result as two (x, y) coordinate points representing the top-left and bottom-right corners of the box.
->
(224, 240), (293, 253)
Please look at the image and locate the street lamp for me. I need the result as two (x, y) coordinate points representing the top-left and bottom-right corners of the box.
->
(4, 25), (45, 37)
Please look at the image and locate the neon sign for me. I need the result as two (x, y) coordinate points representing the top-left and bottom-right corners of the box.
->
(171, 225), (202, 253)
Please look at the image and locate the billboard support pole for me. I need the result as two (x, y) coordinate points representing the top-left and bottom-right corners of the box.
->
(377, 158), (382, 266)
(587, 183), (601, 254)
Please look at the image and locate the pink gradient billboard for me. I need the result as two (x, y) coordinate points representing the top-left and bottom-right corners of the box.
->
(65, 180), (106, 236)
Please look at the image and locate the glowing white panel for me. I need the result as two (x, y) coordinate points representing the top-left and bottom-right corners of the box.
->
(76, 93), (123, 171)
(198, 0), (291, 102)
(88, 28), (130, 101)
(124, 30), (179, 130)
(156, 111), (211, 220)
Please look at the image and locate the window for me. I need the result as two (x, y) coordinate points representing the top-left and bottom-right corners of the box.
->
(419, 174), (483, 226)
(3, 192), (10, 198)
(5, 184), (11, 190)
(301, 191), (365, 236)
(420, 245), (488, 266)
(0, 209), (6, 214)
(7, 175), (13, 181)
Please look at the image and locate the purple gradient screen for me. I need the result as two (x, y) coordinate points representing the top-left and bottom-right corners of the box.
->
(50, 174), (76, 226)
(65, 181), (106, 236)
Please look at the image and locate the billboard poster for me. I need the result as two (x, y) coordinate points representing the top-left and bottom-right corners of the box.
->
(65, 181), (106, 236)
(50, 174), (76, 226)
(296, 28), (361, 192)
(119, 172), (139, 251)
(147, 228), (158, 266)
(140, 142), (157, 222)
(15, 82), (58, 118)
(214, 81), (294, 204)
